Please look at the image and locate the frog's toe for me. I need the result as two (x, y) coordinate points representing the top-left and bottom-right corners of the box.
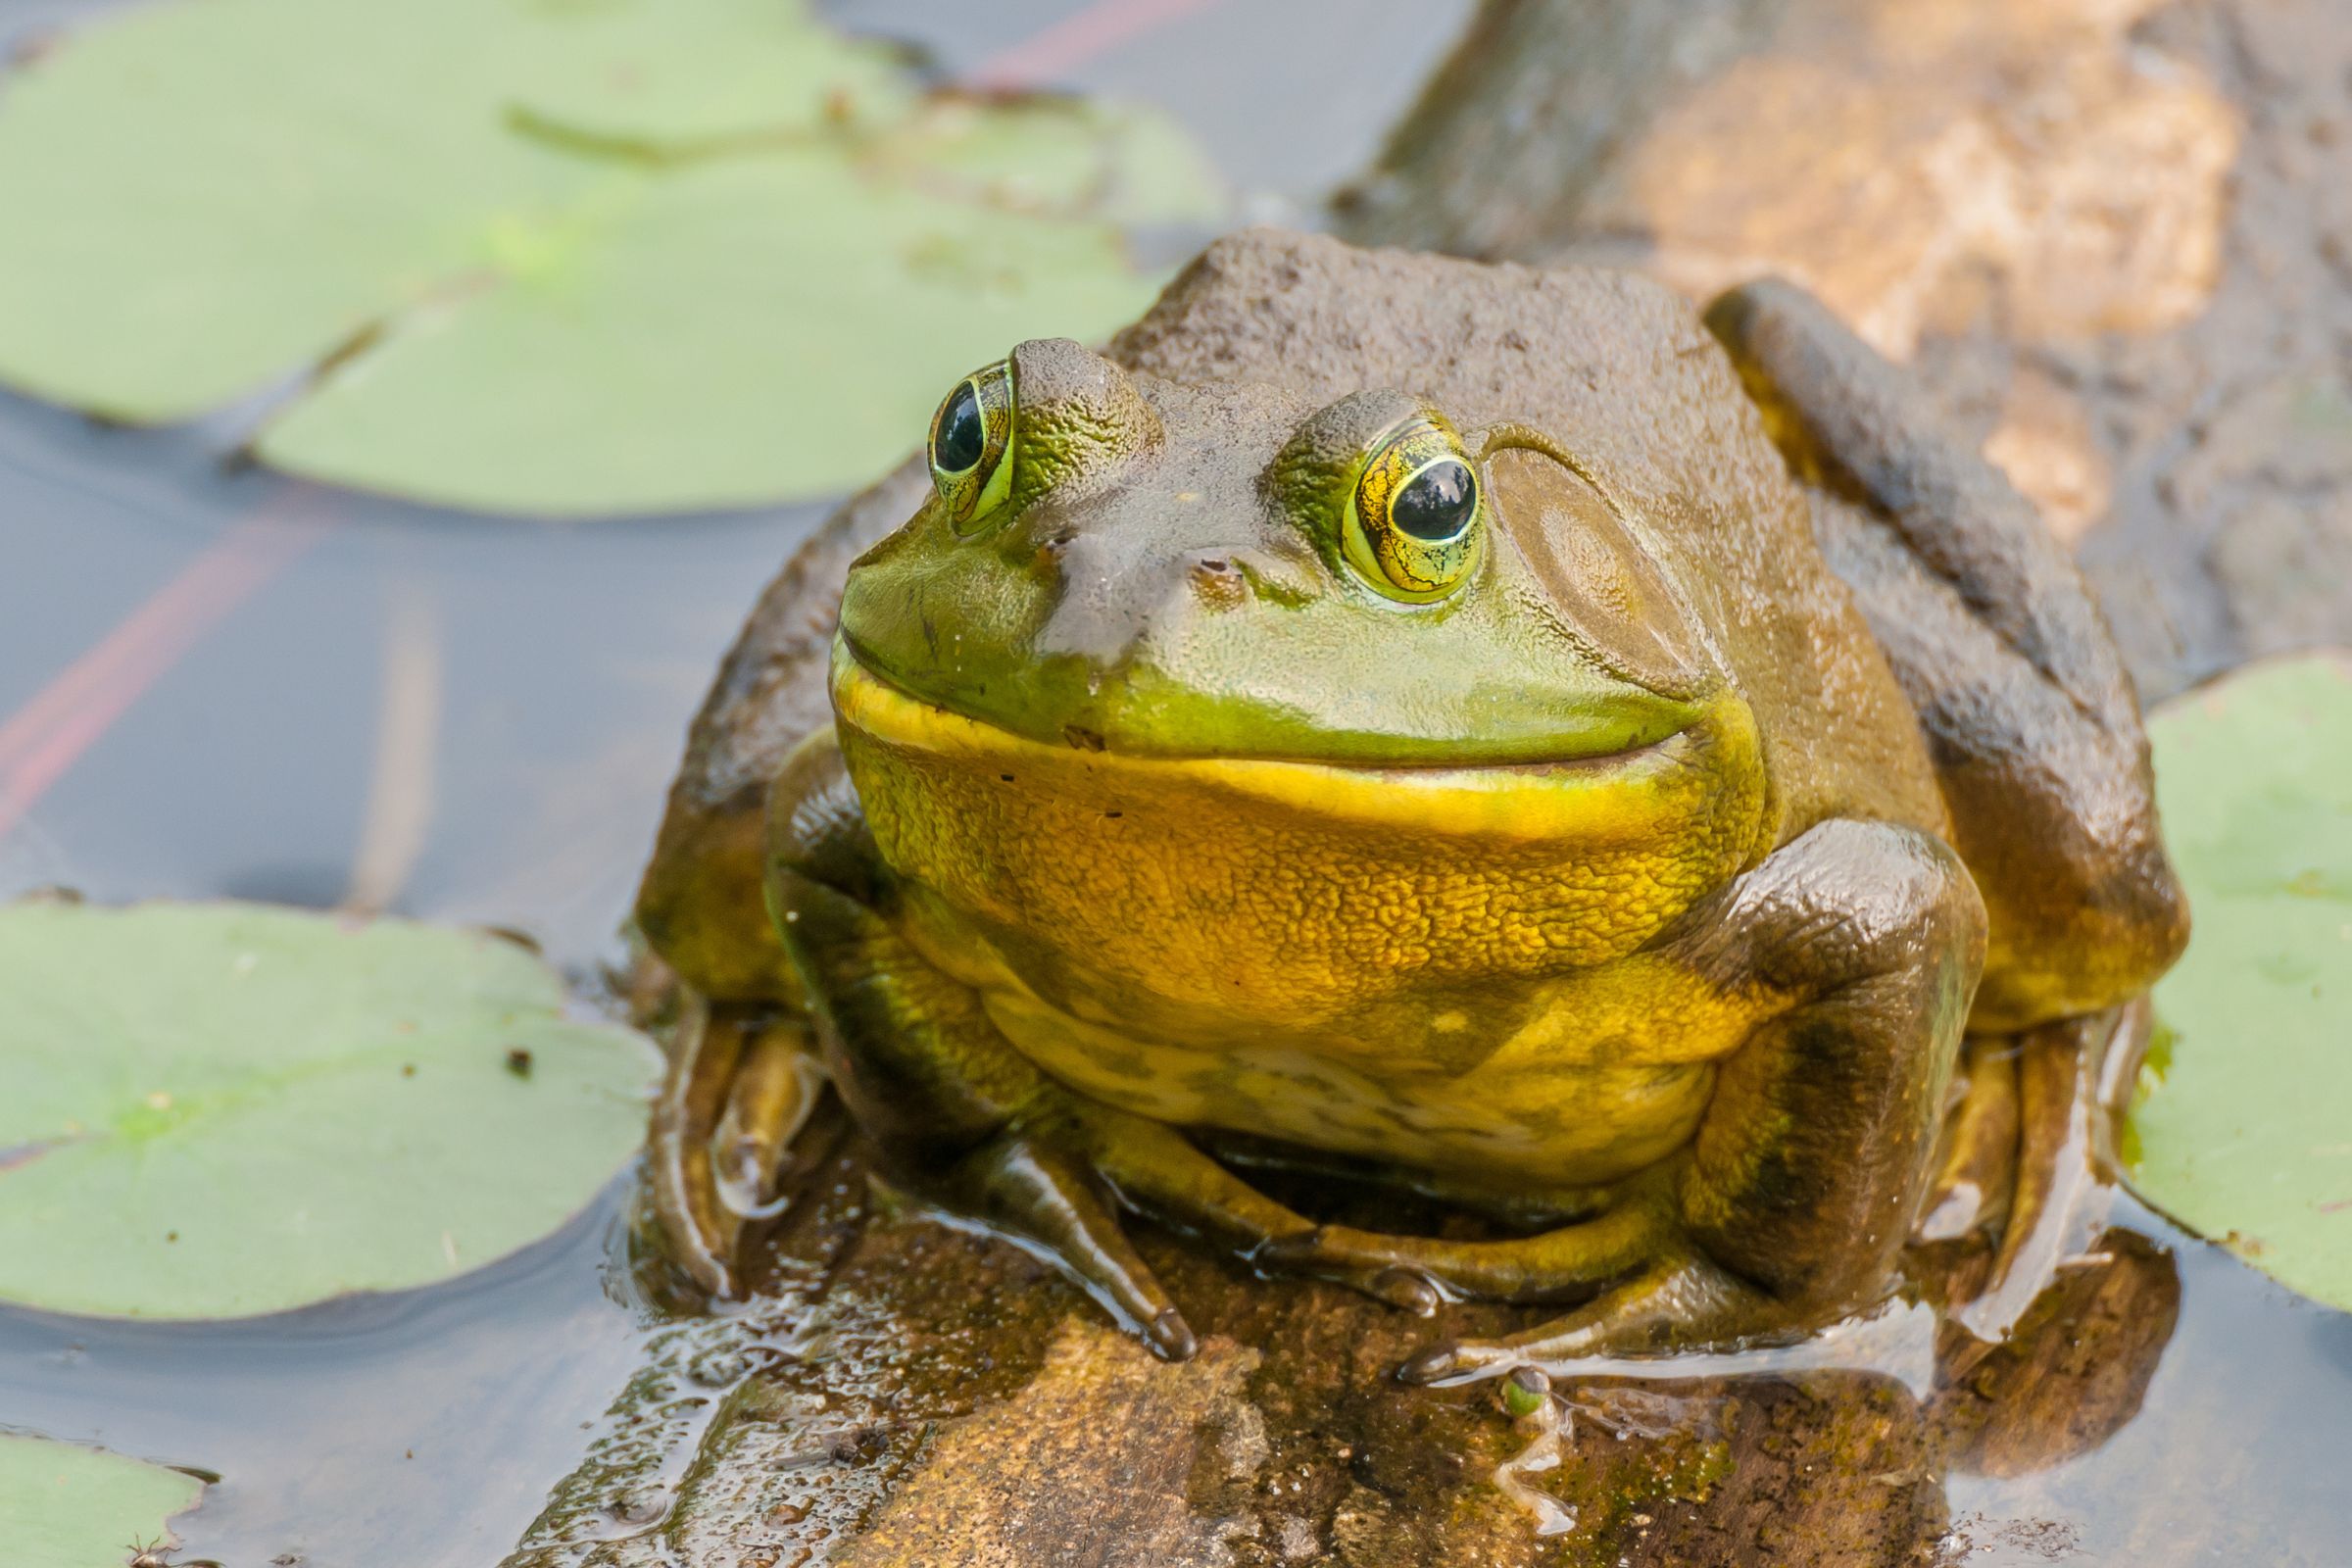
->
(958, 1132), (1198, 1360)
(1395, 1256), (1762, 1386)
(1953, 1006), (2128, 1341)
(650, 1000), (821, 1296)
(1917, 1034), (2021, 1245)
(1257, 1200), (1669, 1308)
(1249, 1230), (1446, 1313)
(1046, 1102), (1444, 1312)
(1395, 1334), (1516, 1387)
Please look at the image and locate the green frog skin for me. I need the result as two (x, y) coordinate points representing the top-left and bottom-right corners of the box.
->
(635, 229), (2186, 1382)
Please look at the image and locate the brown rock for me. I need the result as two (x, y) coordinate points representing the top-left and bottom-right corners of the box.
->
(1605, 1), (2235, 359)
(1984, 369), (2114, 546)
(840, 1324), (1266, 1568)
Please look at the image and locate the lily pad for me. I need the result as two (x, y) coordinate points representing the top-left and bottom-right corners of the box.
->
(0, 901), (661, 1319)
(2127, 654), (2352, 1311)
(0, 0), (1224, 516)
(0, 1434), (204, 1568)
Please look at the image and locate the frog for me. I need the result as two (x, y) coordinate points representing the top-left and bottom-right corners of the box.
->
(634, 228), (2187, 1382)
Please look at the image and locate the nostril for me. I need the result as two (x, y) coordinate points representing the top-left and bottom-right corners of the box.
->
(1190, 556), (1248, 610)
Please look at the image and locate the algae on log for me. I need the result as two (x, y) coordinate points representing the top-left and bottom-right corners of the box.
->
(1338, 0), (2352, 706)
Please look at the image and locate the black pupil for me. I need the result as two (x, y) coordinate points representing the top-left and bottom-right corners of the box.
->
(933, 382), (985, 473)
(1392, 459), (1476, 541)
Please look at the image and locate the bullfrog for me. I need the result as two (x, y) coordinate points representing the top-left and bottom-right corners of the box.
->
(635, 228), (2186, 1381)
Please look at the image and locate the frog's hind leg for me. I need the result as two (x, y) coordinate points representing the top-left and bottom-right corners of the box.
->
(954, 1111), (1457, 1352)
(1917, 1034), (2023, 1247)
(1057, 1105), (1444, 1312)
(1252, 1189), (1673, 1304)
(1705, 281), (2188, 1031)
(1396, 1254), (1765, 1385)
(648, 999), (822, 1295)
(637, 456), (933, 1293)
(1081, 1116), (1636, 1311)
(1948, 1004), (2140, 1340)
(1398, 816), (1985, 1385)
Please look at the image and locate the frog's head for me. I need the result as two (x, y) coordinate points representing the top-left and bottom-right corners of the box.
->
(840, 337), (1738, 763)
(828, 340), (1769, 1028)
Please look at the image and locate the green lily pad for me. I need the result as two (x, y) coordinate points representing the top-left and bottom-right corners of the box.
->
(0, 0), (1223, 516)
(0, 901), (660, 1319)
(0, 1434), (204, 1568)
(2127, 654), (2352, 1311)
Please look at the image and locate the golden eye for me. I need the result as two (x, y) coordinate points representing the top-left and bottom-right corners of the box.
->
(1344, 416), (1482, 601)
(928, 361), (1014, 533)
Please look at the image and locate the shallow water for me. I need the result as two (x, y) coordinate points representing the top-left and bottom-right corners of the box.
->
(0, 1182), (647, 1566)
(3, 1), (2349, 1563)
(1940, 1193), (2352, 1565)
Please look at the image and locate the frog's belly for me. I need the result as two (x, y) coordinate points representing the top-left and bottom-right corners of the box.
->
(979, 985), (1718, 1186)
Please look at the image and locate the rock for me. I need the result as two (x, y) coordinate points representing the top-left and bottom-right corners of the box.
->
(1982, 368), (2114, 548)
(840, 1324), (1265, 1568)
(1587, 0), (2235, 360)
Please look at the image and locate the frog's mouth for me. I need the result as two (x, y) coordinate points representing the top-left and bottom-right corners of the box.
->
(830, 643), (1762, 848)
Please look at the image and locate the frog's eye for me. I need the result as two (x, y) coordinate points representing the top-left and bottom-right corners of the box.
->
(928, 360), (1015, 534)
(1343, 416), (1483, 601)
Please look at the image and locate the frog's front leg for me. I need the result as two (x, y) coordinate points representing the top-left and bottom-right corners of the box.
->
(1397, 818), (1985, 1384)
(767, 729), (1432, 1358)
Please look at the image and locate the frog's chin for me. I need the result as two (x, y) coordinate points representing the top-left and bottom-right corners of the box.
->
(828, 644), (1763, 849)
(829, 642), (1773, 1031)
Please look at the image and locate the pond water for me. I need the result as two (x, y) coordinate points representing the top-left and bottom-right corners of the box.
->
(1941, 1194), (2352, 1566)
(2, 2), (2347, 1565)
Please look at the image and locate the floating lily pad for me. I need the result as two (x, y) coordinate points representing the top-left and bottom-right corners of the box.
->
(2128, 654), (2352, 1311)
(0, 0), (1223, 516)
(0, 1434), (204, 1568)
(0, 901), (661, 1319)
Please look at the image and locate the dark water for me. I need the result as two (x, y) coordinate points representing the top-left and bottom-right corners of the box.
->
(2, 1), (2347, 1564)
